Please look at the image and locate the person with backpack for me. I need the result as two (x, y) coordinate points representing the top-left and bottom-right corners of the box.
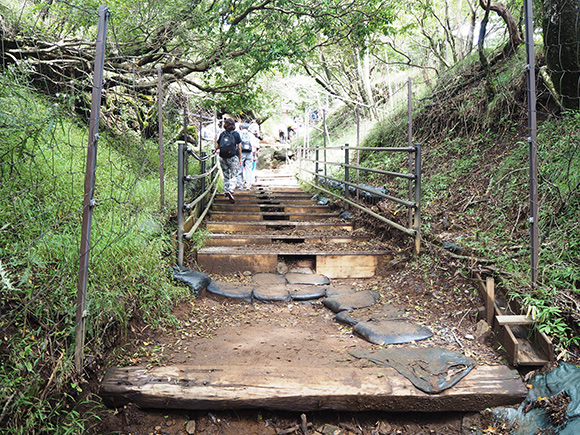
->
(215, 117), (241, 202)
(236, 123), (257, 190)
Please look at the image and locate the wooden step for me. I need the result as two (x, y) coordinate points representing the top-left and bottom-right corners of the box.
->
(208, 211), (340, 222)
(100, 364), (527, 412)
(214, 198), (317, 205)
(211, 204), (332, 213)
(205, 221), (353, 233)
(196, 247), (385, 278)
(203, 233), (367, 246)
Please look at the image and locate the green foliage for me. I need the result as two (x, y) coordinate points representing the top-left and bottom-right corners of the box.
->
(0, 73), (186, 433)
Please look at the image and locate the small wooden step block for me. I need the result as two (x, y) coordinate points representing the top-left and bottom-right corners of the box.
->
(495, 315), (535, 326)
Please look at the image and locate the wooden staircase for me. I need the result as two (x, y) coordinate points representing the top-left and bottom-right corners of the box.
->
(195, 178), (387, 278)
(100, 171), (529, 414)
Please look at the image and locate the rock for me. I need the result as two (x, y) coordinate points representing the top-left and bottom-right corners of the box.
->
(185, 420), (196, 434)
(474, 319), (492, 342)
(242, 270), (252, 276)
(171, 267), (211, 296)
(276, 261), (289, 275)
(317, 197), (330, 205)
(323, 290), (380, 312)
(339, 210), (353, 219)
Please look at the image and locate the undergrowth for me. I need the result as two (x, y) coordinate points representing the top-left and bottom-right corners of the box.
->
(0, 73), (187, 433)
(357, 49), (580, 358)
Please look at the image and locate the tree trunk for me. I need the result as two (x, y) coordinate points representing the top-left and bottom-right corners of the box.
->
(479, 0), (523, 55)
(543, 0), (580, 109)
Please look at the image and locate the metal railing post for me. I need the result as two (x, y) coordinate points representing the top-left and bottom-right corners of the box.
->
(157, 66), (165, 211)
(413, 143), (422, 254)
(200, 151), (207, 212)
(524, 0), (539, 288)
(75, 5), (109, 372)
(344, 144), (350, 202)
(407, 78), (414, 228)
(177, 141), (185, 267)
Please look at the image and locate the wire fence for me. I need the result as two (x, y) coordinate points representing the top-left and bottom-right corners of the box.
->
(2, 0), (580, 429)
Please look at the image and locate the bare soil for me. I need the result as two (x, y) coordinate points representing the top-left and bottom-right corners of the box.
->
(91, 240), (515, 435)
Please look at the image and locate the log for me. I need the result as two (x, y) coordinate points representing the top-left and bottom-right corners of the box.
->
(100, 364), (527, 412)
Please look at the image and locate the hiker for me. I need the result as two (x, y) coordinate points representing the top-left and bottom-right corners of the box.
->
(236, 123), (258, 190)
(215, 117), (241, 202)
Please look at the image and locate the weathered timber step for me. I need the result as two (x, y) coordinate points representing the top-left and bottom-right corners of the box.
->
(211, 204), (332, 213)
(214, 198), (316, 205)
(205, 220), (353, 233)
(100, 364), (527, 412)
(204, 233), (368, 246)
(209, 211), (340, 222)
(196, 247), (384, 278)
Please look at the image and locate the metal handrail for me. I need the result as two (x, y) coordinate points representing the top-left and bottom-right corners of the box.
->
(301, 168), (416, 208)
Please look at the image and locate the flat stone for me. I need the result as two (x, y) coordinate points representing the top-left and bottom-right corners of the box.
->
(334, 311), (359, 326)
(322, 290), (380, 313)
(206, 281), (253, 301)
(353, 319), (433, 345)
(252, 273), (287, 285)
(253, 284), (290, 302)
(325, 285), (357, 297)
(284, 272), (330, 285)
(172, 267), (211, 296)
(289, 267), (314, 274)
(288, 285), (328, 301)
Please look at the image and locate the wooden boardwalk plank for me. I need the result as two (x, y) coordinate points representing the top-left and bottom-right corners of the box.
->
(100, 364), (527, 412)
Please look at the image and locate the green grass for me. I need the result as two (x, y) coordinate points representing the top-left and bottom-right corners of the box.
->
(0, 72), (188, 434)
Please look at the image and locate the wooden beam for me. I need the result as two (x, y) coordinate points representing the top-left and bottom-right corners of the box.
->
(100, 364), (527, 413)
(496, 315), (535, 326)
(485, 276), (495, 326)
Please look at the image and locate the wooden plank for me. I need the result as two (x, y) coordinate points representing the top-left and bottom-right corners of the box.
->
(204, 234), (362, 246)
(485, 276), (495, 326)
(208, 212), (339, 222)
(496, 315), (535, 326)
(197, 252), (278, 274)
(205, 221), (353, 232)
(100, 364), (527, 412)
(317, 254), (379, 279)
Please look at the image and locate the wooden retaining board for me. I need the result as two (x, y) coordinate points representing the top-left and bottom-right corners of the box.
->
(100, 364), (527, 412)
(196, 248), (384, 277)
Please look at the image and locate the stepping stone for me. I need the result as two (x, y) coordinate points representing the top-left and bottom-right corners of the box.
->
(325, 285), (357, 297)
(289, 285), (328, 301)
(206, 282), (254, 301)
(335, 311), (359, 326)
(289, 267), (314, 274)
(285, 272), (330, 285)
(252, 273), (287, 285)
(353, 319), (433, 345)
(253, 284), (290, 302)
(322, 290), (380, 313)
(172, 267), (211, 296)
(335, 305), (405, 325)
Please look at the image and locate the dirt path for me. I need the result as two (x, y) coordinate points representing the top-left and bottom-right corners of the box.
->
(93, 168), (517, 435)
